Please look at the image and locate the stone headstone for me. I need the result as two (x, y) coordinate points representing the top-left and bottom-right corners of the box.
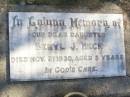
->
(9, 12), (126, 81)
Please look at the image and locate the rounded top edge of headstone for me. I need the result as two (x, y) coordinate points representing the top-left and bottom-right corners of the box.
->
(64, 92), (88, 97)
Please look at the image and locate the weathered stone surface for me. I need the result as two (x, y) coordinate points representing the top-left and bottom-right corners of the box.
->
(0, 5), (7, 83)
(8, 12), (126, 81)
(0, 0), (130, 97)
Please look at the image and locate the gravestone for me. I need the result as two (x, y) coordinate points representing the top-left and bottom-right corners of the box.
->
(0, 1), (130, 97)
(9, 12), (126, 81)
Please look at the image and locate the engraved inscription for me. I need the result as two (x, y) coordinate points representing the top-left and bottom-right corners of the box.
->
(9, 12), (126, 81)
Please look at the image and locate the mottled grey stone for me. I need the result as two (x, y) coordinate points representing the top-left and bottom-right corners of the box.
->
(0, 1), (130, 97)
